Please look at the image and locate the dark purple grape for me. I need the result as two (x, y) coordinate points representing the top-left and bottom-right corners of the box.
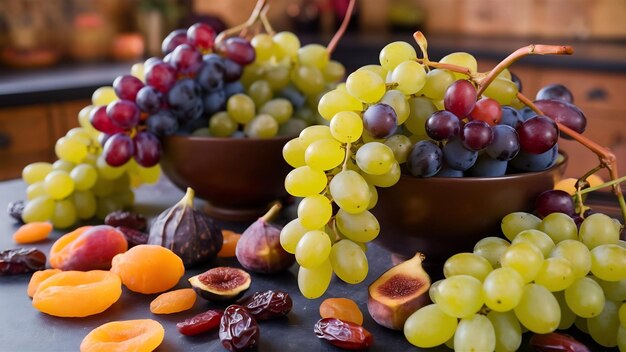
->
(425, 110), (461, 141)
(443, 138), (478, 171)
(363, 103), (397, 139)
(197, 55), (225, 91)
(180, 117), (209, 133)
(510, 72), (522, 92)
(224, 81), (245, 98)
(187, 22), (216, 52)
(136, 86), (163, 114)
(106, 100), (140, 130)
(500, 106), (524, 129)
(222, 58), (243, 82)
(218, 37), (255, 65)
(133, 132), (161, 167)
(535, 189), (575, 217)
(167, 79), (201, 118)
(113, 75), (144, 102)
(171, 44), (203, 76)
(203, 89), (226, 116)
(146, 110), (178, 136)
(145, 62), (177, 94)
(536, 84), (573, 103)
(178, 99), (204, 122)
(7, 200), (25, 223)
(461, 120), (494, 151)
(510, 144), (558, 172)
(518, 107), (536, 121)
(533, 99), (586, 135)
(486, 125), (520, 161)
(434, 162), (463, 177)
(407, 140), (442, 177)
(517, 115), (559, 154)
(278, 86), (306, 109)
(103, 133), (134, 166)
(444, 80), (477, 118)
(90, 106), (124, 134)
(162, 29), (190, 55)
(467, 154), (508, 177)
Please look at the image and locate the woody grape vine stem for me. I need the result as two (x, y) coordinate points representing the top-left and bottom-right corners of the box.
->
(327, 0), (356, 54)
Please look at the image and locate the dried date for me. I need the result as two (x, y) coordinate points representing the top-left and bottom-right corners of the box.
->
(314, 318), (373, 350)
(116, 226), (149, 247)
(7, 200), (25, 224)
(105, 211), (147, 231)
(530, 332), (591, 352)
(0, 248), (46, 275)
(219, 305), (259, 352)
(177, 309), (224, 336)
(237, 290), (292, 321)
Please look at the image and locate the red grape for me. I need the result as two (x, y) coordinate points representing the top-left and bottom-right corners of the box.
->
(217, 37), (255, 65)
(461, 120), (494, 151)
(362, 103), (397, 139)
(106, 100), (140, 130)
(444, 80), (477, 118)
(187, 23), (216, 53)
(103, 133), (134, 167)
(90, 105), (125, 134)
(162, 29), (190, 55)
(517, 115), (559, 154)
(533, 99), (586, 135)
(145, 62), (177, 94)
(535, 189), (575, 217)
(469, 97), (501, 126)
(425, 110), (461, 141)
(113, 75), (144, 102)
(133, 132), (161, 167)
(170, 44), (203, 77)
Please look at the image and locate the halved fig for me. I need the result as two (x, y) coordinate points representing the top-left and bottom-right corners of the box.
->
(189, 267), (251, 302)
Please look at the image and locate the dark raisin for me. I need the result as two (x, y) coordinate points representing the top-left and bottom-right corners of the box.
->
(0, 248), (46, 275)
(219, 305), (259, 352)
(104, 211), (147, 231)
(237, 290), (292, 320)
(314, 318), (373, 350)
(116, 226), (149, 247)
(7, 200), (25, 224)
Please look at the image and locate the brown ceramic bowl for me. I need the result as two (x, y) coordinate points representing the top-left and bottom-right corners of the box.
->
(160, 135), (292, 221)
(371, 153), (568, 274)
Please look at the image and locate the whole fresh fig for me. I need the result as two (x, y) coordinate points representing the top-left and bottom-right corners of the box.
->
(149, 187), (222, 267)
(235, 203), (295, 273)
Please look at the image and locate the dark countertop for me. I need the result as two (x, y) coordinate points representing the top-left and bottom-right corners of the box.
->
(0, 33), (625, 108)
(0, 176), (621, 351)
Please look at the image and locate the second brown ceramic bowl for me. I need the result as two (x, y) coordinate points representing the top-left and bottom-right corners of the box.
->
(160, 135), (292, 221)
(371, 153), (568, 274)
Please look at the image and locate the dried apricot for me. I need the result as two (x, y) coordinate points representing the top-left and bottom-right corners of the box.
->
(32, 270), (122, 317)
(80, 319), (164, 352)
(150, 288), (197, 314)
(27, 269), (62, 297)
(319, 297), (364, 325)
(13, 222), (53, 244)
(111, 244), (184, 294)
(50, 225), (127, 271)
(217, 230), (241, 257)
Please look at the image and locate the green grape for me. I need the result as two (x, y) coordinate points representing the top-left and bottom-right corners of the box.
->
(439, 52), (477, 80)
(280, 219), (309, 254)
(264, 65), (290, 91)
(435, 275), (484, 318)
(421, 69), (456, 100)
(329, 239), (367, 284)
(487, 310), (522, 352)
(501, 212), (541, 241)
(575, 316), (588, 333)
(92, 86), (117, 106)
(83, 152), (99, 166)
(404, 96), (436, 136)
(500, 241), (544, 283)
(580, 213), (620, 249)
(299, 125), (333, 148)
(534, 257), (575, 292)
(44, 170), (74, 200)
(240, 63), (264, 87)
(318, 89), (362, 121)
(135, 164), (160, 184)
(78, 105), (99, 138)
(346, 69), (385, 104)
(251, 33), (274, 61)
(22, 162), (53, 185)
(483, 77), (518, 105)
(92, 174), (115, 197)
(329, 111), (363, 143)
(305, 138), (344, 171)
(357, 64), (387, 80)
(590, 244), (626, 281)
(295, 230), (332, 268)
(282, 138), (306, 168)
(278, 118), (307, 137)
(323, 60), (345, 83)
(259, 98), (293, 124)
(248, 80), (273, 106)
(389, 60), (426, 95)
(130, 62), (144, 81)
(72, 190), (97, 220)
(297, 195), (332, 230)
(96, 156), (126, 180)
(596, 278), (626, 302)
(22, 196), (55, 223)
(380, 90), (409, 124)
(383, 135), (411, 164)
(95, 196), (123, 219)
(244, 114), (278, 138)
(291, 65), (325, 96)
(538, 212), (578, 243)
(482, 267), (524, 312)
(356, 142), (395, 175)
(70, 164), (97, 191)
(511, 229), (555, 257)
(362, 162), (400, 188)
(454, 314), (496, 352)
(273, 31), (300, 58)
(473, 236), (510, 268)
(429, 279), (443, 303)
(550, 239), (591, 278)
(565, 277), (605, 318)
(367, 183), (377, 210)
(618, 326), (626, 351)
(113, 189), (134, 208)
(514, 284), (560, 333)
(379, 41), (417, 71)
(553, 290), (576, 329)
(53, 160), (76, 172)
(66, 128), (92, 146)
(433, 99), (444, 110)
(284, 166), (327, 197)
(498, 68), (512, 80)
(620, 302), (626, 328)
(209, 112), (238, 137)
(297, 258), (332, 299)
(335, 209), (380, 243)
(588, 300), (620, 347)
(443, 252), (493, 281)
(51, 199), (77, 229)
(329, 170), (371, 214)
(297, 44), (329, 69)
(227, 94), (256, 124)
(26, 182), (46, 200)
(404, 304), (457, 348)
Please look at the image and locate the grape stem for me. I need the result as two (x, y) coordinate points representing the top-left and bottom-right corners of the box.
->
(574, 164), (604, 217)
(259, 5), (275, 36)
(579, 175), (626, 195)
(342, 142), (352, 172)
(215, 0), (267, 44)
(326, 0), (356, 54)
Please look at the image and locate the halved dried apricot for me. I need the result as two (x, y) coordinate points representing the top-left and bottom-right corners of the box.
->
(27, 269), (62, 298)
(150, 288), (196, 314)
(319, 297), (364, 325)
(32, 270), (122, 317)
(80, 319), (164, 352)
(13, 222), (53, 244)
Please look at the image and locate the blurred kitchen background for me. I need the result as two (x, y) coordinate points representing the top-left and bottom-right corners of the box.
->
(0, 0), (624, 181)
